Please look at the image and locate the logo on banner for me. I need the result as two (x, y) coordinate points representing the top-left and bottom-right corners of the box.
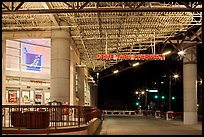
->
(24, 47), (43, 71)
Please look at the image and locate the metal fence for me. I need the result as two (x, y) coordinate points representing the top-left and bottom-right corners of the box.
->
(2, 104), (103, 129)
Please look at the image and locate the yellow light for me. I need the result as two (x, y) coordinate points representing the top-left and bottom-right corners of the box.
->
(136, 91), (139, 94)
(141, 91), (145, 94)
(132, 62), (140, 67)
(113, 70), (119, 74)
(173, 74), (179, 78)
(162, 51), (171, 56)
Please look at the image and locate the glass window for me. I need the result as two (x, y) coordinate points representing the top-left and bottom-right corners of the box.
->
(6, 40), (20, 70)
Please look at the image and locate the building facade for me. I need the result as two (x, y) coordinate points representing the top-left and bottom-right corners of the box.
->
(2, 31), (97, 106)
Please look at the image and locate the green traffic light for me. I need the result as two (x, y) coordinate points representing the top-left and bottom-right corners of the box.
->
(136, 102), (139, 106)
(172, 96), (175, 100)
(161, 96), (165, 99)
(154, 95), (158, 99)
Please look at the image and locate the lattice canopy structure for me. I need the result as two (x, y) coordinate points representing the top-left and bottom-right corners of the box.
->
(2, 2), (202, 72)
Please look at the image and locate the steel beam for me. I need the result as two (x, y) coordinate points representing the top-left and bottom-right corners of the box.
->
(2, 7), (202, 14)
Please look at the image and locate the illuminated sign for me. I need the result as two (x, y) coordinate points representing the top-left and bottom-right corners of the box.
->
(147, 89), (158, 92)
(24, 47), (43, 71)
(96, 54), (165, 60)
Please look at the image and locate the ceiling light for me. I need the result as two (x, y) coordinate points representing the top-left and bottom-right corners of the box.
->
(162, 51), (171, 56)
(178, 50), (185, 56)
(132, 62), (140, 67)
(113, 70), (119, 74)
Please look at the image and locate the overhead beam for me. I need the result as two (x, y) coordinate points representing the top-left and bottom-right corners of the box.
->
(14, 2), (24, 11)
(41, 2), (59, 26)
(64, 2), (75, 9)
(2, 7), (202, 14)
(190, 27), (202, 41)
(78, 2), (89, 10)
(2, 2), (11, 11)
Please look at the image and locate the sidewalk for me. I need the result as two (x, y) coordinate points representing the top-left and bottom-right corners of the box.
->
(96, 115), (202, 135)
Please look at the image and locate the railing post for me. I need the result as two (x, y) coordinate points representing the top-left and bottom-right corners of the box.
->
(78, 106), (81, 127)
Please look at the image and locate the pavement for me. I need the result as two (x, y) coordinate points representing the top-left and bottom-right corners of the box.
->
(95, 115), (202, 135)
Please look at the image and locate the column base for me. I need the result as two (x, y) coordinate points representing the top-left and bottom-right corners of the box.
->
(183, 112), (197, 125)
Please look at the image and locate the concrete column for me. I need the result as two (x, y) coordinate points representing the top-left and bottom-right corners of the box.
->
(90, 84), (97, 107)
(183, 46), (197, 124)
(50, 21), (71, 104)
(69, 47), (74, 105)
(78, 67), (85, 106)
(2, 39), (6, 105)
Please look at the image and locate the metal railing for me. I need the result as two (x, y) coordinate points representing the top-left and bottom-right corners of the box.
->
(103, 109), (184, 120)
(2, 105), (103, 129)
(103, 110), (144, 116)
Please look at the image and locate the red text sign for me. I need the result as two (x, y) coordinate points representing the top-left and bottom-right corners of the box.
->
(96, 54), (165, 60)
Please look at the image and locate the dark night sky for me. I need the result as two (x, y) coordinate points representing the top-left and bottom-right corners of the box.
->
(97, 44), (203, 111)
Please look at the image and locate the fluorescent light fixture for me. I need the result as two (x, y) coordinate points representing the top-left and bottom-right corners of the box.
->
(113, 70), (119, 74)
(162, 51), (171, 56)
(132, 62), (140, 67)
(147, 89), (158, 92)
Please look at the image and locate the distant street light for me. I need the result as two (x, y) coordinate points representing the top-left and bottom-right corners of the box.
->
(135, 91), (148, 110)
(169, 73), (180, 111)
(173, 74), (179, 79)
